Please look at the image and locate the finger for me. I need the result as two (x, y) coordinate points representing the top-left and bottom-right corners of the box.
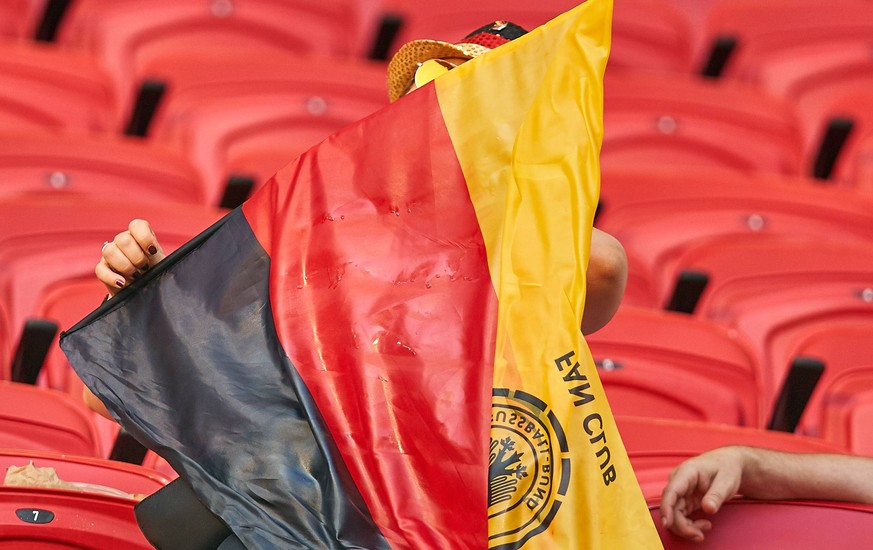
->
(701, 470), (738, 514)
(660, 488), (678, 526)
(96, 259), (128, 295)
(101, 238), (142, 281)
(128, 219), (166, 265)
(660, 469), (696, 526)
(110, 230), (150, 273)
(670, 507), (708, 542)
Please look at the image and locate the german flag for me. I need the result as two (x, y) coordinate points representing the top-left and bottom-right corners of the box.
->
(62, 0), (662, 547)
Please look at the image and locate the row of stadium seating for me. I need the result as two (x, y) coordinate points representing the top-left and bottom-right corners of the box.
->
(2, 0), (873, 547)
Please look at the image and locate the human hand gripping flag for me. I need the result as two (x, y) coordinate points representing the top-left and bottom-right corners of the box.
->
(62, 0), (662, 547)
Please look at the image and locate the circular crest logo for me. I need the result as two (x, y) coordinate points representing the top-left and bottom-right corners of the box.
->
(488, 388), (570, 550)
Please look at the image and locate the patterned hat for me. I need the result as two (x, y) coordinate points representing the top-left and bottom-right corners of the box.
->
(386, 21), (528, 102)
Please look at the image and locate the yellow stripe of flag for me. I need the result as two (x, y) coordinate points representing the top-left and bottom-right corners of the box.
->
(437, 1), (663, 547)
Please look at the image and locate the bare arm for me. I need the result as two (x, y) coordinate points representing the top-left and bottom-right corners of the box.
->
(736, 446), (873, 503)
(582, 228), (627, 335)
(660, 446), (873, 542)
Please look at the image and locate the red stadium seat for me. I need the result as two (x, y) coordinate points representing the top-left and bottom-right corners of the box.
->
(855, 134), (873, 192)
(147, 53), (388, 205)
(618, 416), (845, 500)
(779, 323), (873, 439)
(0, 0), (47, 40)
(380, 0), (694, 72)
(651, 499), (873, 549)
(664, 236), (873, 314)
(820, 378), (873, 456)
(54, 0), (384, 123)
(27, 278), (106, 397)
(0, 130), (206, 204)
(588, 306), (762, 426)
(805, 89), (873, 185)
(702, 282), (873, 416)
(749, 42), (873, 178)
(0, 487), (153, 548)
(0, 195), (224, 374)
(699, 0), (873, 79)
(619, 247), (660, 309)
(0, 42), (117, 133)
(597, 167), (873, 308)
(23, 277), (119, 455)
(602, 72), (803, 175)
(0, 381), (100, 457)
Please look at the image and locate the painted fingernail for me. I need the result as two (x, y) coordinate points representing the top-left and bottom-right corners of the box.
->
(148, 245), (158, 255)
(115, 279), (125, 288)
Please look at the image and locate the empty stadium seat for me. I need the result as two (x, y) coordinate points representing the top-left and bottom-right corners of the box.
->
(597, 167), (873, 308)
(146, 53), (388, 206)
(651, 499), (873, 549)
(0, 130), (206, 204)
(54, 0), (384, 123)
(778, 323), (873, 439)
(0, 381), (100, 457)
(664, 236), (873, 314)
(702, 282), (873, 417)
(26, 278), (104, 397)
(0, 486), (153, 548)
(587, 306), (762, 426)
(601, 72), (803, 174)
(0, 41), (117, 132)
(804, 89), (873, 185)
(699, 0), (873, 79)
(748, 41), (873, 180)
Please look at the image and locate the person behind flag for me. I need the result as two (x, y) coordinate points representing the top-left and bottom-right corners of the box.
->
(74, 7), (660, 547)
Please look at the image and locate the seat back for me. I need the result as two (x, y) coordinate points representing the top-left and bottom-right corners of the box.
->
(703, 282), (873, 412)
(588, 307), (762, 426)
(55, 0), (383, 120)
(0, 42), (117, 132)
(700, 0), (873, 78)
(0, 381), (100, 457)
(651, 499), (873, 549)
(666, 235), (873, 313)
(597, 168), (873, 303)
(0, 130), (206, 204)
(148, 54), (388, 204)
(602, 73), (803, 174)
(0, 487), (153, 548)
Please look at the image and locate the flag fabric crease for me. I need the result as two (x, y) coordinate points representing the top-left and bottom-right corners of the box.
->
(61, 0), (662, 547)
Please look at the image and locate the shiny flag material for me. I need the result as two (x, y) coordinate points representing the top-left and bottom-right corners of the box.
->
(62, 0), (662, 548)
